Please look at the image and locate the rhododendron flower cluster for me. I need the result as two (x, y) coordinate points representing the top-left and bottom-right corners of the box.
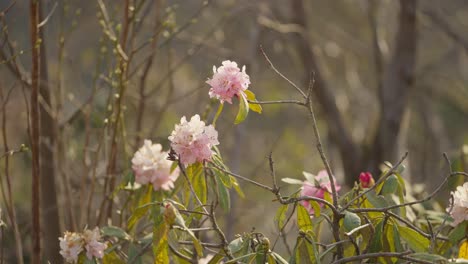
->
(132, 140), (180, 191)
(59, 227), (107, 263)
(206, 60), (250, 104)
(169, 114), (219, 165)
(448, 182), (468, 226)
(59, 232), (83, 263)
(359, 172), (375, 188)
(301, 170), (341, 215)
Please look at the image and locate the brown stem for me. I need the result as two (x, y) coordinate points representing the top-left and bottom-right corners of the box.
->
(37, 2), (61, 261)
(135, 0), (163, 147)
(29, 0), (41, 262)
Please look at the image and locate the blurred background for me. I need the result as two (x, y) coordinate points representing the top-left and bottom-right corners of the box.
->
(0, 0), (467, 262)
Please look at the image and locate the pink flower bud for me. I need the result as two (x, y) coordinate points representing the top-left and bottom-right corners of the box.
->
(359, 172), (375, 189)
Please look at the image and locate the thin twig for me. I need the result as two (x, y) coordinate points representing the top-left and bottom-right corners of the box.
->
(260, 46), (307, 98)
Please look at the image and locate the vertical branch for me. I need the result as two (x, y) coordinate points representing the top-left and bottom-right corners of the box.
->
(104, 0), (131, 222)
(0, 86), (24, 264)
(135, 0), (163, 147)
(37, 2), (61, 262)
(371, 0), (417, 173)
(29, 0), (41, 262)
(290, 0), (361, 187)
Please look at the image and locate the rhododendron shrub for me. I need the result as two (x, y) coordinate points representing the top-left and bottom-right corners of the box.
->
(57, 60), (467, 264)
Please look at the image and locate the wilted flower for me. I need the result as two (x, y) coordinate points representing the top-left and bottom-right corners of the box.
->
(448, 182), (468, 226)
(132, 140), (180, 191)
(301, 170), (341, 215)
(206, 60), (250, 104)
(82, 227), (107, 260)
(59, 232), (83, 263)
(168, 115), (219, 166)
(359, 172), (375, 189)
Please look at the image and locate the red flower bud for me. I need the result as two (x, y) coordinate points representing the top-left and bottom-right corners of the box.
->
(359, 172), (375, 188)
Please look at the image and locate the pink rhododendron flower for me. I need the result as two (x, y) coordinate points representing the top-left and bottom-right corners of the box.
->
(206, 60), (250, 104)
(82, 227), (107, 260)
(448, 182), (468, 226)
(359, 172), (375, 189)
(169, 114), (219, 165)
(132, 140), (180, 191)
(301, 170), (341, 215)
(59, 231), (83, 263)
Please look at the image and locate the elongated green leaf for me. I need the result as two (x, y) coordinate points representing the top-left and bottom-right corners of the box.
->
(166, 202), (204, 257)
(398, 225), (430, 253)
(309, 201), (321, 218)
(271, 252), (289, 264)
(275, 204), (289, 230)
(128, 244), (142, 264)
(281, 178), (304, 185)
(225, 253), (257, 264)
(187, 162), (206, 205)
(102, 226), (131, 240)
(212, 103), (224, 126)
(293, 236), (320, 264)
(235, 93), (249, 124)
(343, 211), (361, 232)
(244, 90), (262, 113)
(215, 173), (231, 212)
(449, 221), (468, 244)
(408, 253), (447, 262)
(368, 220), (384, 253)
(153, 218), (169, 264)
(297, 204), (313, 231)
(208, 252), (225, 264)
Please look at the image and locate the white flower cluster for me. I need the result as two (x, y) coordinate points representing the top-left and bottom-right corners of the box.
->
(59, 227), (107, 263)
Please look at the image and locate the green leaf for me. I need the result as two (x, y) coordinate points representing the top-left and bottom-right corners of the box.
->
(281, 178), (304, 185)
(128, 244), (142, 264)
(310, 201), (321, 218)
(207, 252), (225, 264)
(381, 175), (399, 195)
(234, 92), (249, 124)
(398, 225), (430, 253)
(275, 204), (289, 230)
(271, 252), (289, 264)
(153, 215), (170, 263)
(297, 204), (313, 231)
(394, 172), (407, 195)
(244, 90), (262, 114)
(408, 253), (447, 263)
(343, 211), (361, 232)
(365, 191), (388, 209)
(103, 251), (125, 264)
(293, 236), (320, 264)
(449, 221), (468, 244)
(187, 162), (206, 205)
(101, 226), (131, 240)
(368, 220), (384, 253)
(165, 202), (204, 257)
(232, 179), (245, 198)
(215, 173), (231, 212)
(228, 236), (250, 256)
(212, 103), (224, 126)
